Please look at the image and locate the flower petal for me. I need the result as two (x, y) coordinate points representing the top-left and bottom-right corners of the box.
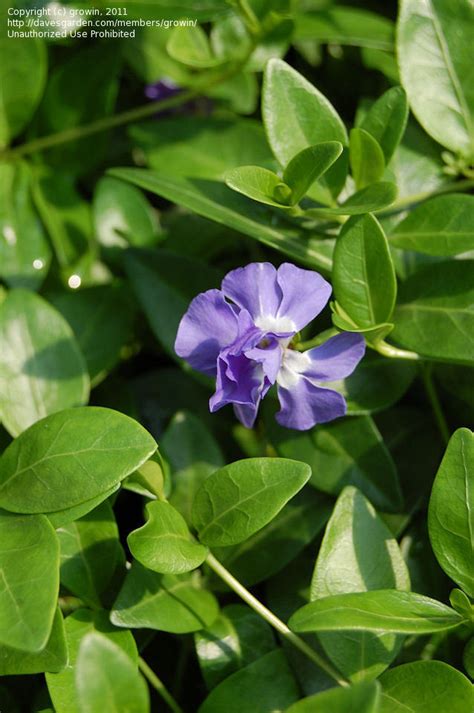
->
(276, 263), (332, 331)
(221, 263), (281, 322)
(234, 403), (260, 429)
(276, 379), (347, 430)
(304, 332), (366, 381)
(245, 338), (282, 384)
(209, 353), (263, 412)
(174, 289), (239, 376)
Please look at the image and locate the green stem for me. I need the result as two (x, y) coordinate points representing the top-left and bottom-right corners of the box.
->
(138, 657), (184, 713)
(373, 340), (423, 361)
(0, 56), (252, 161)
(295, 329), (338, 351)
(420, 364), (450, 445)
(381, 178), (474, 214)
(206, 553), (349, 687)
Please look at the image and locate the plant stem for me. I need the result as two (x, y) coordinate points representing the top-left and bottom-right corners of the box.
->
(138, 657), (184, 713)
(206, 553), (349, 687)
(374, 340), (423, 361)
(420, 364), (450, 445)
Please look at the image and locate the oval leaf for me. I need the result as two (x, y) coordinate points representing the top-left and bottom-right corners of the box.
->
(428, 428), (474, 597)
(285, 680), (381, 713)
(360, 86), (408, 164)
(350, 128), (385, 189)
(0, 510), (59, 652)
(128, 501), (208, 574)
(0, 407), (157, 513)
(192, 458), (311, 547)
(283, 142), (343, 204)
(0, 289), (89, 437)
(225, 166), (291, 208)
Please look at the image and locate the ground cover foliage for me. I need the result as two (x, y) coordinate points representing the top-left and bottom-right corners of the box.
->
(0, 0), (473, 711)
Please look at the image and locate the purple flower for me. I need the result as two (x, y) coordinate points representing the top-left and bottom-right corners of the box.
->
(175, 262), (365, 431)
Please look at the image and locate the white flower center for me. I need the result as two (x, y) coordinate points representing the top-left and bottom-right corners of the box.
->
(254, 314), (296, 334)
(276, 350), (311, 389)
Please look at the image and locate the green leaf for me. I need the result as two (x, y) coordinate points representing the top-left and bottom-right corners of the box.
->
(0, 36), (46, 147)
(0, 406), (157, 513)
(0, 162), (51, 291)
(128, 501), (208, 574)
(379, 661), (474, 713)
(310, 486), (410, 680)
(285, 680), (381, 713)
(463, 637), (474, 678)
(48, 486), (120, 529)
(109, 168), (334, 273)
(58, 500), (123, 607)
(111, 563), (218, 633)
(164, 411), (224, 524)
(0, 289), (89, 437)
(392, 261), (474, 364)
(360, 87), (409, 164)
(167, 24), (219, 68)
(267, 415), (402, 512)
(283, 142), (344, 204)
(197, 650), (299, 713)
(333, 214), (397, 329)
(294, 6), (394, 51)
(0, 608), (66, 676)
(262, 58), (348, 201)
(192, 458), (311, 547)
(195, 604), (276, 689)
(308, 182), (397, 217)
(129, 117), (276, 181)
(47, 609), (138, 713)
(450, 588), (473, 618)
(428, 428), (474, 597)
(0, 510), (59, 652)
(212, 489), (331, 588)
(389, 194), (474, 255)
(225, 166), (292, 208)
(50, 283), (135, 384)
(75, 632), (149, 713)
(326, 352), (416, 415)
(398, 0), (474, 158)
(289, 590), (464, 635)
(350, 129), (385, 189)
(124, 248), (220, 356)
(93, 177), (161, 253)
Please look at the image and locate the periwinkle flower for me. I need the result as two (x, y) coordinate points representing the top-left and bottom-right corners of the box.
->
(175, 262), (365, 430)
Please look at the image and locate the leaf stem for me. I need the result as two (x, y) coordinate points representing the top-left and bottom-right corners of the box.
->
(373, 340), (423, 361)
(206, 553), (349, 687)
(138, 657), (184, 713)
(420, 364), (450, 445)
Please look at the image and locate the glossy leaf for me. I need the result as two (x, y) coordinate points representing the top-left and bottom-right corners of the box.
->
(0, 290), (89, 437)
(93, 176), (161, 252)
(310, 487), (410, 680)
(46, 609), (137, 713)
(398, 0), (474, 157)
(360, 87), (408, 164)
(379, 661), (474, 713)
(109, 168), (334, 273)
(392, 261), (474, 364)
(58, 500), (123, 607)
(294, 6), (394, 51)
(0, 608), (66, 676)
(0, 162), (51, 291)
(268, 415), (402, 512)
(195, 604), (276, 689)
(198, 650), (299, 713)
(0, 407), (157, 513)
(48, 486), (120, 529)
(309, 182), (397, 217)
(289, 590), (464, 635)
(262, 58), (348, 201)
(192, 458), (311, 547)
(0, 510), (59, 652)
(128, 501), (208, 574)
(111, 563), (218, 633)
(0, 36), (46, 147)
(428, 428), (474, 597)
(167, 25), (219, 68)
(283, 142), (343, 204)
(225, 166), (292, 208)
(285, 680), (381, 713)
(333, 214), (397, 329)
(349, 129), (385, 189)
(75, 633), (149, 713)
(389, 194), (474, 255)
